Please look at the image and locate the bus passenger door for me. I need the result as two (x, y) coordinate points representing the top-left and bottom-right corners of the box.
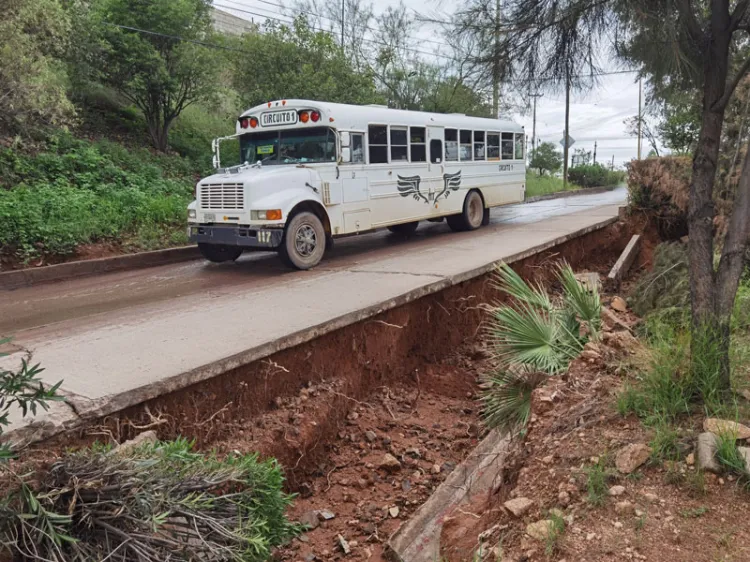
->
(427, 127), (445, 214)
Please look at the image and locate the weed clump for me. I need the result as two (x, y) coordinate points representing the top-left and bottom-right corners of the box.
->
(1, 438), (298, 561)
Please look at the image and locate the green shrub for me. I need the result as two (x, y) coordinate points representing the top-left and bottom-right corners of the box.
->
(567, 164), (624, 188)
(170, 103), (238, 174)
(0, 134), (197, 262)
(525, 172), (580, 197)
(482, 262), (601, 431)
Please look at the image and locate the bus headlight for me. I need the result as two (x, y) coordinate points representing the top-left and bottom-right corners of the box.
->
(251, 209), (282, 221)
(188, 209), (197, 220)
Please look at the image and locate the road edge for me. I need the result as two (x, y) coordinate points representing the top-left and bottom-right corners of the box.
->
(0, 246), (201, 290)
(524, 183), (620, 204)
(3, 215), (618, 447)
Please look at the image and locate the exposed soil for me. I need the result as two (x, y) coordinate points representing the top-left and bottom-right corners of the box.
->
(22, 215), (664, 561)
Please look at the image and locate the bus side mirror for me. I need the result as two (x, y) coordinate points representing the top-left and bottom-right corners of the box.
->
(341, 147), (351, 163)
(211, 138), (221, 169)
(340, 132), (351, 147)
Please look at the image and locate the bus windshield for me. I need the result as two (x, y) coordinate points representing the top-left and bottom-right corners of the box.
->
(240, 127), (336, 165)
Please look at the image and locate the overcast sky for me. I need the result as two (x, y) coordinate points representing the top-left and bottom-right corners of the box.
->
(214, 0), (649, 168)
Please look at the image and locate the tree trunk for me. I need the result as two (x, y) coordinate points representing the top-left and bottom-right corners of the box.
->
(688, 9), (731, 392)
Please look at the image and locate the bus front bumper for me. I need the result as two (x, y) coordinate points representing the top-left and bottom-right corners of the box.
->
(188, 225), (284, 249)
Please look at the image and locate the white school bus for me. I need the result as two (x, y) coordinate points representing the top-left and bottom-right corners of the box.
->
(188, 100), (526, 269)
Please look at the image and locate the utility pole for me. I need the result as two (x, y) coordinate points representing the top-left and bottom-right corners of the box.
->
(530, 92), (543, 153)
(563, 68), (571, 190)
(492, 0), (502, 117)
(637, 79), (643, 160)
(341, 0), (345, 49)
(611, 155), (615, 170)
(593, 141), (597, 164)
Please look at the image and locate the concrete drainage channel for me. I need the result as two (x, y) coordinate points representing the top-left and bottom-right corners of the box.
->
(27, 217), (643, 561)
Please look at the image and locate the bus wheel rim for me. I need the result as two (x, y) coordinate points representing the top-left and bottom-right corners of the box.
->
(295, 224), (317, 257)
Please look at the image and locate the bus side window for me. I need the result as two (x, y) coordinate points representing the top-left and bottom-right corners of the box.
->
(445, 129), (458, 161)
(501, 133), (514, 160)
(368, 125), (388, 163)
(351, 133), (364, 163)
(430, 139), (442, 163)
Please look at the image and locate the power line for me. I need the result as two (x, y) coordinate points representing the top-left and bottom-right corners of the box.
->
(220, 0), (451, 49)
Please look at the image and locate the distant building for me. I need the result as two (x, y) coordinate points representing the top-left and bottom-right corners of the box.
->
(211, 7), (255, 36)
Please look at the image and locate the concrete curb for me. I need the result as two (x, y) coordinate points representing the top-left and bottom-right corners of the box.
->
(0, 246), (201, 290)
(386, 429), (513, 561)
(3, 216), (618, 448)
(524, 183), (619, 204)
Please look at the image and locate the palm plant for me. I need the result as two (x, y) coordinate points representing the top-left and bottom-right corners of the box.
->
(482, 262), (602, 432)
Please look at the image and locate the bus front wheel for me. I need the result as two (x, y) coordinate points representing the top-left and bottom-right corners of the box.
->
(279, 211), (326, 270)
(447, 191), (484, 232)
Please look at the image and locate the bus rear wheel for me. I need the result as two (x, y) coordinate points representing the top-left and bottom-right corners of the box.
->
(447, 191), (484, 232)
(279, 211), (326, 270)
(387, 221), (419, 236)
(198, 243), (243, 263)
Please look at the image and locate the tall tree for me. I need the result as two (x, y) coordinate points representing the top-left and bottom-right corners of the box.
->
(92, 0), (221, 151)
(529, 142), (563, 176)
(232, 17), (380, 108)
(0, 0), (74, 136)
(490, 0), (750, 393)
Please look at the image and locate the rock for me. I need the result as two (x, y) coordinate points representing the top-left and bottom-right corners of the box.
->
(741, 389), (750, 402)
(549, 508), (564, 518)
(608, 485), (626, 497)
(641, 492), (659, 503)
(696, 432), (722, 473)
(586, 532), (596, 541)
(615, 443), (651, 474)
(318, 510), (336, 521)
(401, 479), (411, 492)
(558, 491), (570, 506)
(431, 464), (441, 474)
(611, 296), (628, 312)
(379, 453), (402, 472)
(613, 521), (624, 529)
(389, 506), (400, 518)
(365, 430), (377, 443)
(703, 418), (750, 440)
(526, 520), (555, 542)
(441, 461), (457, 474)
(542, 454), (555, 464)
(504, 497), (535, 517)
(615, 501), (633, 515)
(112, 431), (158, 455)
(575, 272), (601, 293)
(299, 511), (319, 530)
(737, 447), (750, 471)
(686, 453), (695, 466)
(337, 534), (351, 555)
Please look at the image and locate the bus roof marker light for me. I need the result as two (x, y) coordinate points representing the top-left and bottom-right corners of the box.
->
(267, 102), (272, 108)
(282, 100), (287, 105)
(299, 111), (310, 123)
(311, 110), (320, 122)
(240, 118), (249, 129)
(249, 117), (258, 128)
(329, 117), (335, 122)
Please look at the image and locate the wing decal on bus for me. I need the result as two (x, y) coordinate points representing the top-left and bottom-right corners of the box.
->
(435, 171), (462, 202)
(397, 175), (428, 202)
(397, 171), (462, 204)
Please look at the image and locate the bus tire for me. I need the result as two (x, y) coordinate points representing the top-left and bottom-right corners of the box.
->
(387, 221), (419, 235)
(447, 190), (484, 232)
(198, 243), (243, 263)
(279, 211), (326, 270)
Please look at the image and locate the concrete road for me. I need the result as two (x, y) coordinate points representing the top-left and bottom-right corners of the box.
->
(1, 187), (626, 440)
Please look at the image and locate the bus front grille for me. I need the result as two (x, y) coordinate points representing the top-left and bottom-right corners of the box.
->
(199, 183), (244, 210)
